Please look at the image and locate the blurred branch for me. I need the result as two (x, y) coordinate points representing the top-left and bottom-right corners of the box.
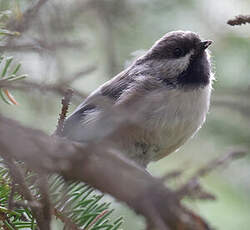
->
(212, 88), (250, 119)
(214, 87), (250, 98)
(0, 114), (212, 230)
(98, 13), (117, 77)
(1, 0), (49, 59)
(93, 0), (120, 77)
(0, 79), (86, 104)
(0, 40), (85, 53)
(190, 150), (246, 177)
(161, 150), (246, 201)
(177, 150), (246, 200)
(60, 65), (97, 85)
(161, 170), (183, 182)
(227, 15), (250, 26)
(212, 97), (250, 119)
(36, 175), (51, 229)
(7, 0), (49, 33)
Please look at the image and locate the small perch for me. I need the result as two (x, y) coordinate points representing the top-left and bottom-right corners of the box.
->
(227, 15), (250, 26)
(55, 89), (73, 136)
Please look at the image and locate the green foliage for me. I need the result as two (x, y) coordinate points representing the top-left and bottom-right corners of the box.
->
(0, 163), (36, 229)
(0, 164), (123, 229)
(0, 9), (20, 39)
(50, 176), (123, 230)
(0, 8), (26, 105)
(0, 10), (20, 35)
(0, 55), (27, 105)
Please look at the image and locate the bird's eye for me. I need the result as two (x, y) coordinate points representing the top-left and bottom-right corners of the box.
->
(173, 48), (184, 58)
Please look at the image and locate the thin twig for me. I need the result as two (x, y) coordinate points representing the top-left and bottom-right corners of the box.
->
(227, 15), (250, 26)
(53, 208), (81, 230)
(55, 89), (73, 136)
(60, 65), (97, 85)
(84, 209), (109, 230)
(8, 0), (49, 33)
(0, 40), (85, 53)
(161, 170), (183, 182)
(0, 79), (85, 104)
(177, 150), (246, 199)
(191, 150), (245, 178)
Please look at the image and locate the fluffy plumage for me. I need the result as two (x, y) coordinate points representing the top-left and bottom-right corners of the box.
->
(62, 30), (214, 167)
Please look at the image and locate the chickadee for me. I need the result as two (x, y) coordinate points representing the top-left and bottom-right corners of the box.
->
(62, 31), (214, 167)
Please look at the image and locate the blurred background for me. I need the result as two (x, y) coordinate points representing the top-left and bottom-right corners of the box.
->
(0, 0), (250, 229)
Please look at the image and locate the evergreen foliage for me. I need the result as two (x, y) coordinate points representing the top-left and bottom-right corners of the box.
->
(0, 164), (123, 229)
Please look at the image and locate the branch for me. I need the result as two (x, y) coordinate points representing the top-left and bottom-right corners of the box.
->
(0, 114), (212, 230)
(0, 79), (86, 104)
(53, 208), (80, 230)
(60, 65), (97, 85)
(227, 15), (250, 26)
(8, 0), (49, 33)
(212, 99), (250, 119)
(55, 89), (73, 136)
(177, 150), (246, 199)
(0, 40), (85, 53)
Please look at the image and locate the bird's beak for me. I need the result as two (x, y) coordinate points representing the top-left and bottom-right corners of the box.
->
(200, 40), (213, 50)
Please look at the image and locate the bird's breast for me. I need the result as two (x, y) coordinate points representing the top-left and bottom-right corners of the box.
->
(145, 84), (212, 162)
(108, 83), (212, 166)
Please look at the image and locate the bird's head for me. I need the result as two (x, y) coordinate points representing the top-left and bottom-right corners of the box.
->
(135, 31), (213, 89)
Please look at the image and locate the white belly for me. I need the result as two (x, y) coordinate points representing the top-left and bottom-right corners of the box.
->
(145, 84), (212, 162)
(108, 83), (212, 166)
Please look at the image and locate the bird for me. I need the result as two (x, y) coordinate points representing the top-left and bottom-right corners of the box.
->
(61, 30), (214, 167)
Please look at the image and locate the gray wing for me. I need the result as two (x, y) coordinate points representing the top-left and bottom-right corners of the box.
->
(62, 103), (97, 141)
(61, 66), (161, 143)
(61, 70), (133, 142)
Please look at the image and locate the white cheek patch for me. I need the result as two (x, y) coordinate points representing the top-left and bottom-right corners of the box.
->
(146, 50), (195, 80)
(165, 50), (194, 78)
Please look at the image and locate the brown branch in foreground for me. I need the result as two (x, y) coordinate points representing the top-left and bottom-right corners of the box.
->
(227, 15), (250, 26)
(55, 89), (73, 136)
(8, 180), (16, 210)
(0, 114), (212, 230)
(36, 175), (52, 229)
